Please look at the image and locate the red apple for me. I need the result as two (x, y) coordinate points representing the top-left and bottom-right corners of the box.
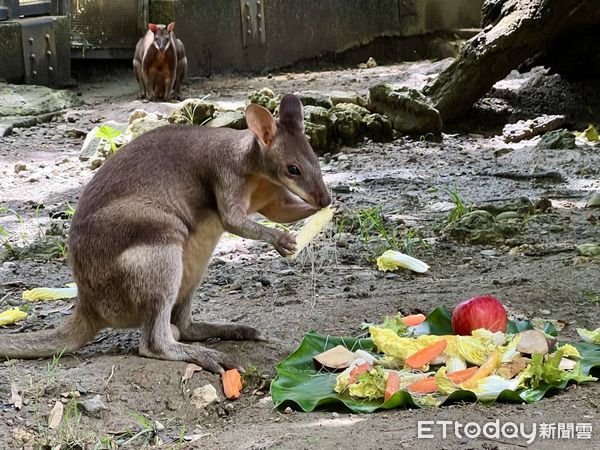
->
(452, 295), (508, 335)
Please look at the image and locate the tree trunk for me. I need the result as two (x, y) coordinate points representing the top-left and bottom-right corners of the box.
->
(424, 0), (600, 124)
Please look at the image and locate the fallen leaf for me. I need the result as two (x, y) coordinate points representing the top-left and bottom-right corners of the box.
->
(182, 363), (203, 382)
(10, 383), (22, 410)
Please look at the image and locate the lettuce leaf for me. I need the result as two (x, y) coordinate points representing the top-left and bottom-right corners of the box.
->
(577, 328), (600, 344)
(521, 350), (597, 389)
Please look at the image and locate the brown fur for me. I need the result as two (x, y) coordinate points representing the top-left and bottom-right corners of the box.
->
(0, 96), (330, 373)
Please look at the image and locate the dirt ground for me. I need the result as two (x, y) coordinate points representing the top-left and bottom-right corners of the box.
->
(0, 60), (599, 449)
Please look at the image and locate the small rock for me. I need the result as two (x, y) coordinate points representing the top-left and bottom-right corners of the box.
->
(190, 384), (220, 409)
(536, 129), (576, 150)
(332, 412), (340, 418)
(502, 115), (565, 143)
(283, 406), (294, 414)
(14, 162), (27, 174)
(577, 243), (600, 257)
(257, 396), (272, 407)
(539, 309), (551, 315)
(480, 249), (497, 257)
(78, 395), (107, 417)
(496, 211), (520, 220)
(586, 193), (600, 208)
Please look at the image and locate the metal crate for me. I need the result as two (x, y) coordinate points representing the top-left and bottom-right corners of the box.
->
(70, 0), (148, 58)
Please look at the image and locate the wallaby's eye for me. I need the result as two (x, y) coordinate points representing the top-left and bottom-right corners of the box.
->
(287, 165), (301, 176)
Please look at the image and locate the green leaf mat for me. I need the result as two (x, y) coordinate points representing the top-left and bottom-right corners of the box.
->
(271, 307), (600, 412)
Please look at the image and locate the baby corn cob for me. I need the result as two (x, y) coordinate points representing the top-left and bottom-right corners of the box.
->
(289, 206), (335, 259)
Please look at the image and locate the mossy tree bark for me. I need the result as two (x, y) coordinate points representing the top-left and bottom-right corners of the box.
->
(424, 0), (600, 124)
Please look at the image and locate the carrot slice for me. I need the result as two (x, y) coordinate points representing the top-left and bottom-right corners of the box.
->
(384, 372), (401, 401)
(405, 339), (447, 369)
(407, 367), (479, 394)
(222, 368), (243, 399)
(401, 314), (426, 327)
(348, 363), (372, 385)
(447, 366), (478, 383)
(407, 376), (437, 394)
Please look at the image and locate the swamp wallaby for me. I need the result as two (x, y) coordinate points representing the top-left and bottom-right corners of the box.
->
(0, 95), (331, 373)
(133, 22), (187, 101)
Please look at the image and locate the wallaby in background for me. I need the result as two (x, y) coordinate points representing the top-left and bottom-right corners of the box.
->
(0, 95), (331, 373)
(133, 22), (187, 101)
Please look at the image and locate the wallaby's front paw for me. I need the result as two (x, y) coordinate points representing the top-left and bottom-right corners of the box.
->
(195, 347), (243, 374)
(272, 230), (296, 256)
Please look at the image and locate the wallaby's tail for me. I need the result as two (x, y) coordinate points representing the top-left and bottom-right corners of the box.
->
(0, 307), (99, 359)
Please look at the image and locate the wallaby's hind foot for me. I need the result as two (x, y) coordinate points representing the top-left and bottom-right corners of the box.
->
(140, 335), (242, 374)
(178, 321), (266, 342)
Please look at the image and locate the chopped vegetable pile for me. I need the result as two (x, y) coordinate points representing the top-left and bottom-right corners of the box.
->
(270, 307), (600, 412)
(332, 315), (596, 407)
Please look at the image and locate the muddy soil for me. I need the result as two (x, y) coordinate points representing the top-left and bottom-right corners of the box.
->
(0, 60), (599, 449)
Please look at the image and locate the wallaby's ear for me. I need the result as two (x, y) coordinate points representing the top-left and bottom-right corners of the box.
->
(246, 104), (277, 148)
(148, 23), (158, 33)
(167, 22), (175, 32)
(278, 94), (304, 131)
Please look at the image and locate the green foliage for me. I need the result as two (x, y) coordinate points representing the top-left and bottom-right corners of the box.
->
(96, 125), (123, 153)
(444, 184), (470, 223)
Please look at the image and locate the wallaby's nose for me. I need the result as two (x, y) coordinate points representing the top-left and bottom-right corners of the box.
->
(318, 190), (332, 208)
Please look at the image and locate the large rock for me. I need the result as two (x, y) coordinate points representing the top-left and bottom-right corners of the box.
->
(204, 110), (247, 129)
(368, 84), (443, 134)
(362, 113), (393, 142)
(0, 83), (80, 136)
(304, 121), (329, 154)
(168, 99), (216, 125)
(330, 106), (364, 146)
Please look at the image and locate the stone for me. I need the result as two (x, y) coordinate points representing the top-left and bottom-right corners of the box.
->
(204, 111), (247, 129)
(476, 197), (535, 216)
(362, 113), (393, 142)
(445, 210), (520, 244)
(0, 83), (79, 119)
(294, 91), (333, 109)
(496, 211), (520, 220)
(332, 102), (370, 117)
(190, 384), (220, 409)
(303, 106), (334, 128)
(330, 107), (363, 145)
(586, 193), (600, 208)
(304, 121), (328, 154)
(247, 88), (279, 112)
(79, 121), (127, 165)
(329, 91), (368, 108)
(78, 395), (107, 418)
(169, 99), (216, 125)
(502, 114), (566, 143)
(577, 243), (600, 257)
(536, 129), (576, 149)
(126, 113), (170, 139)
(368, 84), (443, 134)
(14, 162), (27, 174)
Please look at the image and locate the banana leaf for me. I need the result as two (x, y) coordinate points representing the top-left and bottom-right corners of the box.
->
(271, 307), (600, 412)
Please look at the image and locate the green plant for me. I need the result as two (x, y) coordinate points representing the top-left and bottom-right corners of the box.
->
(118, 412), (156, 446)
(582, 290), (600, 303)
(50, 239), (68, 259)
(444, 184), (470, 223)
(47, 348), (66, 375)
(96, 125), (123, 153)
